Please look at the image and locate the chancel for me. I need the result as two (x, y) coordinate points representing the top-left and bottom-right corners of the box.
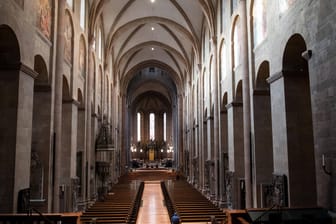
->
(0, 0), (335, 223)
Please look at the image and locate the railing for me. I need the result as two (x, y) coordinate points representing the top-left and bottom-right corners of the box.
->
(251, 204), (278, 224)
(0, 208), (79, 224)
(28, 207), (54, 224)
(128, 181), (144, 224)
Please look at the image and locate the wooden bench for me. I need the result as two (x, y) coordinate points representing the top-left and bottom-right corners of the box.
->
(80, 182), (144, 224)
(161, 180), (226, 223)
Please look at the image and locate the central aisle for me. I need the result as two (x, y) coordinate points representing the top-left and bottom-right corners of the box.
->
(136, 181), (171, 224)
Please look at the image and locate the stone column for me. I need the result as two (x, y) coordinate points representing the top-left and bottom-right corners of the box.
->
(84, 36), (94, 204)
(143, 112), (149, 141)
(211, 36), (220, 202)
(60, 100), (79, 212)
(83, 36), (95, 200)
(197, 64), (204, 191)
(177, 94), (184, 170)
(227, 102), (244, 208)
(239, 0), (252, 208)
(156, 112), (163, 142)
(53, 0), (66, 212)
(219, 109), (228, 206)
(0, 64), (38, 212)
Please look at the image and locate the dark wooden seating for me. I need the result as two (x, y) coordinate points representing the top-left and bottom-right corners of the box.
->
(80, 181), (144, 224)
(161, 180), (226, 223)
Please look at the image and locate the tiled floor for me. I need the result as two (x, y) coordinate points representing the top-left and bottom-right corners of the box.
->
(136, 181), (171, 224)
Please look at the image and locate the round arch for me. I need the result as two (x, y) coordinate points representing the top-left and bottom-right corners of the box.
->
(0, 24), (20, 66)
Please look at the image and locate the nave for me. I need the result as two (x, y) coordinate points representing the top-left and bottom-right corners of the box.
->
(0, 169), (332, 224)
(81, 169), (227, 224)
(1, 0), (336, 216)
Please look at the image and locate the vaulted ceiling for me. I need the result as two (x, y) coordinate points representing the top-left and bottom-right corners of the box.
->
(88, 0), (216, 109)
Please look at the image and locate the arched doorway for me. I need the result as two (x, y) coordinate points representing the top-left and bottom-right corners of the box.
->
(252, 61), (274, 208)
(0, 25), (36, 212)
(282, 34), (316, 207)
(76, 89), (85, 201)
(233, 81), (245, 209)
(30, 55), (52, 212)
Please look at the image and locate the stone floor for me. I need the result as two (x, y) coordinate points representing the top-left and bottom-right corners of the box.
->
(136, 180), (209, 224)
(136, 181), (171, 224)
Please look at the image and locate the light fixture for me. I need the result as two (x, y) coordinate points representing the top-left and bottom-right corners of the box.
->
(151, 47), (155, 51)
(150, 0), (155, 3)
(151, 27), (155, 31)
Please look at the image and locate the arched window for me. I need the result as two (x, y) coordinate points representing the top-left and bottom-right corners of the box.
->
(253, 0), (267, 46)
(220, 0), (225, 33)
(149, 113), (155, 140)
(80, 0), (86, 30)
(163, 112), (167, 141)
(137, 112), (141, 141)
(231, 0), (238, 15)
(98, 28), (102, 60)
(79, 36), (86, 77)
(220, 42), (227, 81)
(204, 70), (209, 102)
(93, 30), (96, 50)
(66, 0), (73, 10)
(233, 18), (241, 68)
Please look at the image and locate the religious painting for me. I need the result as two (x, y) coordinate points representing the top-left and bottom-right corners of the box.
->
(79, 37), (86, 77)
(64, 13), (73, 63)
(37, 0), (52, 39)
(253, 0), (267, 46)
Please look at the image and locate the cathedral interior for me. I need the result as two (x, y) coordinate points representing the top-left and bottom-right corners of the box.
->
(0, 0), (335, 223)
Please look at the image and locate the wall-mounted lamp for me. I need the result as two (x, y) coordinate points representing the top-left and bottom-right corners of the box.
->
(302, 49), (312, 60)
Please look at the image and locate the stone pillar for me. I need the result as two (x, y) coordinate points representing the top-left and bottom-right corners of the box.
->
(60, 100), (78, 212)
(0, 64), (37, 212)
(143, 112), (149, 141)
(90, 113), (98, 197)
(239, 0), (252, 208)
(53, 0), (66, 212)
(177, 94), (184, 170)
(84, 37), (94, 202)
(219, 109), (228, 206)
(227, 102), (244, 208)
(156, 112), (163, 141)
(211, 36), (220, 202)
(197, 64), (204, 192)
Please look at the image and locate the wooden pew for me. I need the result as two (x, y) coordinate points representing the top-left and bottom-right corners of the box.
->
(80, 182), (144, 224)
(161, 180), (226, 223)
